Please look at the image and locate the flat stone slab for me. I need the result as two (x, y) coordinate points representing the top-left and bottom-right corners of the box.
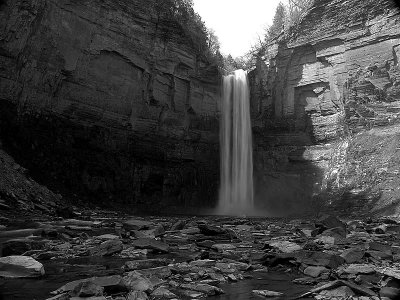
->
(252, 290), (284, 297)
(123, 219), (153, 230)
(0, 255), (45, 278)
(131, 238), (169, 253)
(269, 241), (302, 253)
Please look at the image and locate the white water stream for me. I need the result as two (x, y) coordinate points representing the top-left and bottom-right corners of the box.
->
(219, 70), (254, 215)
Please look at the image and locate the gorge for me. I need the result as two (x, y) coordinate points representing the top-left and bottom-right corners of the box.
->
(1, 0), (400, 299)
(0, 0), (399, 216)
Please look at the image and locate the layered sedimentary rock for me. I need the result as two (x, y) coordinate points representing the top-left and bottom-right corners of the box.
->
(0, 0), (221, 208)
(250, 0), (400, 215)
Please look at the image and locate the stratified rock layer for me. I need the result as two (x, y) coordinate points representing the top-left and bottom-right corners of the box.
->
(250, 0), (400, 215)
(0, 0), (221, 208)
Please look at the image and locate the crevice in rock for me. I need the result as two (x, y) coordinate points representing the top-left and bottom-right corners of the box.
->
(393, 45), (399, 66)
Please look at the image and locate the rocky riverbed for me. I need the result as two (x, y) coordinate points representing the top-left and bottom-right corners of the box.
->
(1, 210), (400, 300)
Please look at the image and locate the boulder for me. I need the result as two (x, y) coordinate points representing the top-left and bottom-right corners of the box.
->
(123, 219), (153, 231)
(180, 283), (224, 295)
(297, 251), (345, 268)
(303, 266), (329, 278)
(151, 287), (176, 299)
(190, 259), (216, 267)
(131, 238), (169, 253)
(198, 224), (226, 235)
(70, 281), (104, 297)
(315, 215), (346, 233)
(123, 271), (154, 292)
(368, 242), (392, 255)
(252, 290), (284, 297)
(320, 226), (347, 239)
(171, 220), (186, 231)
(126, 291), (149, 300)
(268, 241), (302, 253)
(340, 247), (365, 263)
(0, 256), (45, 278)
(95, 234), (119, 240)
(342, 264), (375, 275)
(316, 286), (355, 299)
(90, 239), (123, 256)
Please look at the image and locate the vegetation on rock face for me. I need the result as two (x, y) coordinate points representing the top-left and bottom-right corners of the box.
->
(151, 0), (314, 73)
(146, 0), (223, 67)
(224, 0), (314, 72)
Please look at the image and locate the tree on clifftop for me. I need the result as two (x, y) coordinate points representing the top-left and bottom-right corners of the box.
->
(267, 2), (287, 39)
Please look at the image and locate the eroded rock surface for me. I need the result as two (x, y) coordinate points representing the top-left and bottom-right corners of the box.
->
(249, 0), (400, 215)
(0, 0), (221, 209)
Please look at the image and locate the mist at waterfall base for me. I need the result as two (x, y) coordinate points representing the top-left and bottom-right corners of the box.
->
(217, 70), (255, 216)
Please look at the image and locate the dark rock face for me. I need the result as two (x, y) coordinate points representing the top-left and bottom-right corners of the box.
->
(250, 0), (400, 215)
(0, 0), (221, 208)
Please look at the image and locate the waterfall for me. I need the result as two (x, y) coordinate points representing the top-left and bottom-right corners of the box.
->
(219, 70), (254, 215)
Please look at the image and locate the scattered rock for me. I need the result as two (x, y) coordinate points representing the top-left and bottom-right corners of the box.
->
(70, 281), (104, 297)
(268, 241), (302, 253)
(316, 286), (355, 299)
(95, 234), (119, 240)
(123, 219), (153, 231)
(151, 287), (176, 299)
(340, 247), (365, 263)
(252, 290), (283, 297)
(171, 220), (186, 231)
(303, 266), (329, 278)
(180, 283), (224, 295)
(131, 238), (169, 253)
(125, 259), (168, 271)
(198, 223), (226, 235)
(297, 251), (346, 268)
(90, 239), (123, 256)
(343, 264), (375, 275)
(0, 256), (45, 278)
(212, 243), (236, 252)
(126, 291), (149, 300)
(315, 215), (346, 233)
(123, 271), (154, 292)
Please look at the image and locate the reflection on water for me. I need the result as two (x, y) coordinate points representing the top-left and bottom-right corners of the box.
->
(213, 271), (313, 300)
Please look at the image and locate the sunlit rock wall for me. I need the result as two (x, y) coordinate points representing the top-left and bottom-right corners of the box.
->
(0, 0), (221, 209)
(249, 0), (400, 215)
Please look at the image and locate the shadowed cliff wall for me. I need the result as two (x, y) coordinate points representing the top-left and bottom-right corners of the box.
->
(0, 0), (222, 210)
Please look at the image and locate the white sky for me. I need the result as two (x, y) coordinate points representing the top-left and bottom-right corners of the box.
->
(193, 0), (285, 57)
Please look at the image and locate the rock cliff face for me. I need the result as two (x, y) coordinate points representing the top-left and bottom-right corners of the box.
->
(250, 0), (400, 215)
(0, 0), (221, 209)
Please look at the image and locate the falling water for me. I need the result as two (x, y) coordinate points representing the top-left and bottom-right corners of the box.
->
(219, 69), (254, 215)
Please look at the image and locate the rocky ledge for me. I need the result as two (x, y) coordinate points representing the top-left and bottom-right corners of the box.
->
(249, 0), (400, 215)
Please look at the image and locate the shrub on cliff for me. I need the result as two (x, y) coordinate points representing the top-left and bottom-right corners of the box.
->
(147, 0), (222, 67)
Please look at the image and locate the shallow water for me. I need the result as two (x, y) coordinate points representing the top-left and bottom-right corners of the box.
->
(0, 215), (316, 300)
(214, 271), (313, 300)
(1, 264), (314, 300)
(0, 256), (128, 300)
